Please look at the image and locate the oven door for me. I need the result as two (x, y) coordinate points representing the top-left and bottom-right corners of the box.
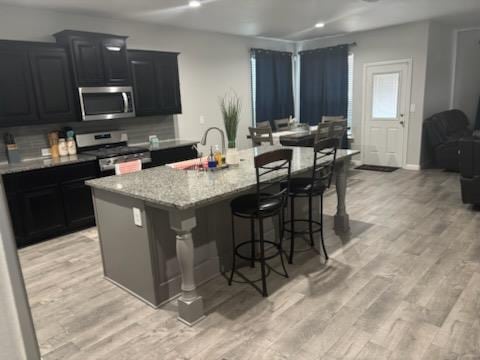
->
(79, 86), (136, 121)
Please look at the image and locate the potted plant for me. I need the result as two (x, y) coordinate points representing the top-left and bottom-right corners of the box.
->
(220, 91), (241, 165)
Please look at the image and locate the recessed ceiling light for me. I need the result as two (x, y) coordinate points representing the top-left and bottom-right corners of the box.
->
(315, 22), (325, 28)
(189, 0), (201, 7)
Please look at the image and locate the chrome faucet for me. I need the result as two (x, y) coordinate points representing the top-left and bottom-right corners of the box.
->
(200, 127), (226, 155)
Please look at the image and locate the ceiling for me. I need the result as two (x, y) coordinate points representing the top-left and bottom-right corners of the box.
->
(2, 0), (480, 41)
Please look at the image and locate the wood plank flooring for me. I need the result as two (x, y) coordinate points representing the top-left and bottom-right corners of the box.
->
(18, 168), (480, 360)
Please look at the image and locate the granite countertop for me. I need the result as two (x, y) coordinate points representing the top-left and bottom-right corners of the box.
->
(0, 154), (98, 175)
(87, 145), (360, 211)
(132, 139), (199, 152)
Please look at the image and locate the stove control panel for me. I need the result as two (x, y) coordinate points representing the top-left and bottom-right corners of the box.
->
(99, 152), (152, 172)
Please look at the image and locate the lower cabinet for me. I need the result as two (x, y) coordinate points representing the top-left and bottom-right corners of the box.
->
(22, 184), (66, 242)
(2, 161), (98, 248)
(61, 178), (96, 229)
(149, 145), (198, 167)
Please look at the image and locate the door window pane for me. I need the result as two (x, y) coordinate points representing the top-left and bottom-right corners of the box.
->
(372, 73), (399, 119)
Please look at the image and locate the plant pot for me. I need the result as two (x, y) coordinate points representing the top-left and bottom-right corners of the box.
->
(226, 146), (240, 166)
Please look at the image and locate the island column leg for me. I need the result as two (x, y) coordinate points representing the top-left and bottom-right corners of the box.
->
(169, 209), (205, 326)
(334, 158), (351, 232)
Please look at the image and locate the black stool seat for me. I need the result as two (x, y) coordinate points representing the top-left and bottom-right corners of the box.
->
(282, 178), (326, 197)
(231, 193), (283, 217)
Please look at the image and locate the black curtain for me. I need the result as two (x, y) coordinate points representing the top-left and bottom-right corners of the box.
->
(299, 45), (349, 126)
(253, 49), (294, 126)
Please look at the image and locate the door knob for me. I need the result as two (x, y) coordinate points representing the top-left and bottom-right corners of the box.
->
(400, 120), (405, 126)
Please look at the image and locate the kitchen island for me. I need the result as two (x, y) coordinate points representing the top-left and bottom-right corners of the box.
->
(87, 145), (359, 326)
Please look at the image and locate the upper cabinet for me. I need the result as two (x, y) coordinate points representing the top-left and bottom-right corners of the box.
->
(29, 47), (77, 123)
(0, 41), (77, 128)
(128, 50), (182, 116)
(0, 43), (38, 127)
(54, 30), (130, 87)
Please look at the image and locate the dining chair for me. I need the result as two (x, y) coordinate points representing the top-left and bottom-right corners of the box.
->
(255, 121), (271, 128)
(273, 118), (291, 132)
(315, 122), (331, 142)
(328, 119), (348, 148)
(249, 126), (274, 147)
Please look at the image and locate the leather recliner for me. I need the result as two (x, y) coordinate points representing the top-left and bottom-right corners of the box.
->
(423, 110), (472, 171)
(459, 137), (480, 206)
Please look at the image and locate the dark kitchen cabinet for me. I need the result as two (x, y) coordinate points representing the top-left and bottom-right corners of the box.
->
(29, 47), (77, 123)
(70, 37), (104, 86)
(22, 184), (66, 241)
(0, 43), (38, 127)
(101, 38), (130, 85)
(128, 50), (182, 116)
(149, 145), (197, 167)
(61, 178), (95, 229)
(128, 52), (158, 116)
(2, 161), (98, 248)
(155, 53), (182, 115)
(54, 30), (130, 87)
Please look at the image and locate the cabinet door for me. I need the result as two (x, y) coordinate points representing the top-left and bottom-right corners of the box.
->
(62, 178), (95, 229)
(22, 184), (66, 242)
(29, 47), (78, 123)
(102, 38), (130, 85)
(71, 38), (105, 86)
(0, 45), (38, 126)
(129, 52), (158, 116)
(150, 146), (197, 167)
(154, 53), (182, 114)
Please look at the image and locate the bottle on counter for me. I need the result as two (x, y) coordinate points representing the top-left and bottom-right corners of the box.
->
(208, 146), (217, 169)
(58, 138), (68, 157)
(66, 130), (77, 155)
(214, 145), (223, 166)
(48, 131), (59, 159)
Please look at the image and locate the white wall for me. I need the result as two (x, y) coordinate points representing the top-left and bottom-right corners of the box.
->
(423, 22), (455, 119)
(0, 3), (295, 151)
(298, 21), (430, 167)
(453, 29), (480, 125)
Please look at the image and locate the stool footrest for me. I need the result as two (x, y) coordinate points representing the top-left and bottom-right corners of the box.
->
(234, 240), (283, 262)
(283, 219), (322, 235)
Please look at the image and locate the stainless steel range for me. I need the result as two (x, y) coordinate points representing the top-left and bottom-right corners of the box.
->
(76, 131), (151, 174)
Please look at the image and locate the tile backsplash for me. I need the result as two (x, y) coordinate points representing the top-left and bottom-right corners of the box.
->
(0, 115), (176, 163)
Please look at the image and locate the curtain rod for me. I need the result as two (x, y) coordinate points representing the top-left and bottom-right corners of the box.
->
(298, 42), (357, 55)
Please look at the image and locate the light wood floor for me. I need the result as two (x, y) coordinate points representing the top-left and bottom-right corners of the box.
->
(19, 168), (480, 360)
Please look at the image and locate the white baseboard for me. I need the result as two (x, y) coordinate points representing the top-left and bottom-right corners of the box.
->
(404, 164), (421, 171)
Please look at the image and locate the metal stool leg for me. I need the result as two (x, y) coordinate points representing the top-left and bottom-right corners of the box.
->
(229, 213), (237, 285)
(278, 210), (289, 278)
(308, 194), (314, 247)
(250, 218), (255, 268)
(289, 196), (295, 264)
(259, 217), (268, 297)
(319, 194), (329, 261)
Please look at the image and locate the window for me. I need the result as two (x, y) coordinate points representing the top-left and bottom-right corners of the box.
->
(347, 53), (354, 130)
(372, 72), (400, 119)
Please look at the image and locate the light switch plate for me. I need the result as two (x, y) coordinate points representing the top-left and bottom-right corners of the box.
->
(199, 116), (205, 125)
(410, 104), (416, 113)
(133, 207), (143, 227)
(41, 148), (51, 157)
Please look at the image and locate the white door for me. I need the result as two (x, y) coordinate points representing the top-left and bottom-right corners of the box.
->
(363, 61), (411, 167)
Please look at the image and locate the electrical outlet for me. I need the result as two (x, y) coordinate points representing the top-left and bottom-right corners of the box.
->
(41, 148), (51, 157)
(133, 207), (142, 227)
(199, 115), (205, 125)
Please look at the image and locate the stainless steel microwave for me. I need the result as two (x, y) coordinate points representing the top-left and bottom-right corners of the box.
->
(78, 86), (135, 121)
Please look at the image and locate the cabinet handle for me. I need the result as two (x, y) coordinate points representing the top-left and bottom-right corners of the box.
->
(122, 92), (129, 113)
(106, 46), (121, 52)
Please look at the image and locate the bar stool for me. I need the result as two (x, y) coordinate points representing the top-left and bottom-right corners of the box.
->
(284, 138), (338, 264)
(228, 149), (293, 297)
